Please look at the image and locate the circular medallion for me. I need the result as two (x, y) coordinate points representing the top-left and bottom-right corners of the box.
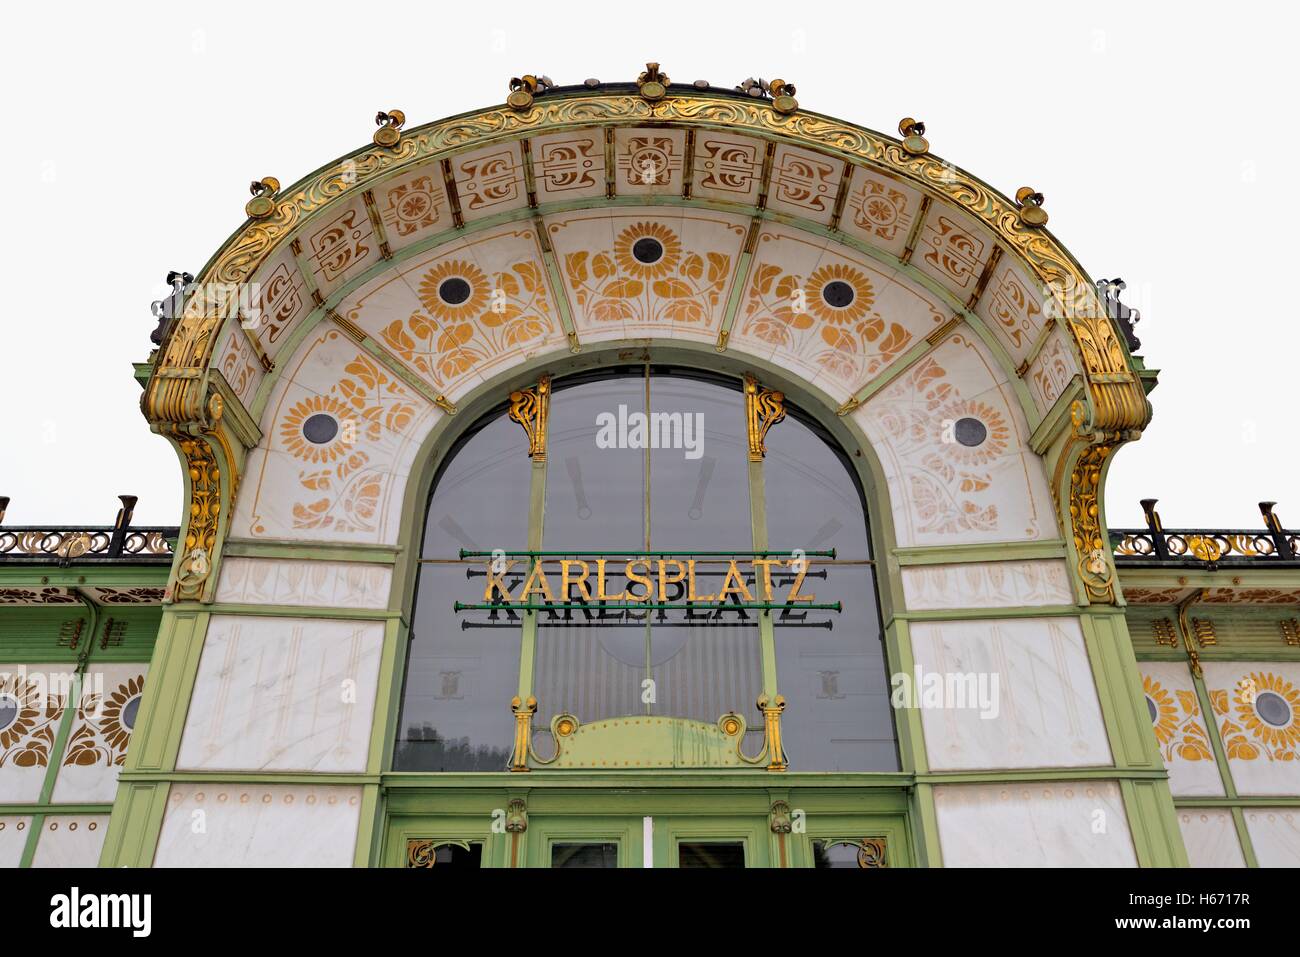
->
(954, 417), (988, 448)
(639, 80), (666, 101)
(632, 237), (665, 265)
(302, 413), (339, 445)
(822, 280), (856, 309)
(373, 125), (400, 148)
(1255, 690), (1292, 728)
(438, 277), (473, 305)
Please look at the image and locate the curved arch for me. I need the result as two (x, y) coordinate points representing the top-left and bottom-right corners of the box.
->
(145, 82), (1144, 607)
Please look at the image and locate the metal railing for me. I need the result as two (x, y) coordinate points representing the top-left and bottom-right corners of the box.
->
(1110, 499), (1299, 569)
(0, 495), (177, 564)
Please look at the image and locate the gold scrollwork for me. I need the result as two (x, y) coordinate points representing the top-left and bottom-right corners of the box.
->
(508, 375), (551, 461)
(744, 374), (786, 462)
(508, 695), (537, 772)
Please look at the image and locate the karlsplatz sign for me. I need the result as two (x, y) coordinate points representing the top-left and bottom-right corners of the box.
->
(453, 550), (843, 613)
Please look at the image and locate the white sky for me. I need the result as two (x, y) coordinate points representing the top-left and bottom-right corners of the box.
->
(0, 0), (1295, 532)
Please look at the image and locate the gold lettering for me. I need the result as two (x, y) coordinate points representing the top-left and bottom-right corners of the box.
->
(657, 558), (687, 602)
(596, 559), (626, 601)
(717, 559), (755, 602)
(484, 559), (518, 602)
(624, 560), (653, 602)
(519, 560), (556, 603)
(559, 560), (592, 601)
(751, 558), (781, 602)
(686, 559), (716, 602)
(786, 558), (814, 604)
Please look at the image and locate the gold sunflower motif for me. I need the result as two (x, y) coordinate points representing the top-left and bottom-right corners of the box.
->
(1233, 671), (1300, 753)
(280, 395), (357, 464)
(0, 675), (46, 752)
(936, 400), (1011, 466)
(417, 260), (490, 322)
(1142, 675), (1180, 747)
(613, 222), (682, 279)
(99, 675), (145, 756)
(806, 264), (874, 325)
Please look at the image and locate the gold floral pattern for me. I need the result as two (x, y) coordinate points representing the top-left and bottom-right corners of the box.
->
(1143, 675), (1214, 763)
(381, 257), (554, 388)
(288, 351), (419, 534)
(1210, 672), (1300, 762)
(281, 395), (364, 464)
(0, 672), (63, 768)
(61, 674), (145, 768)
(563, 221), (731, 328)
(742, 255), (911, 384)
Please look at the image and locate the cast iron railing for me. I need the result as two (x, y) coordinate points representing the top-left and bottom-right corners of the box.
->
(0, 495), (177, 564)
(1110, 499), (1300, 569)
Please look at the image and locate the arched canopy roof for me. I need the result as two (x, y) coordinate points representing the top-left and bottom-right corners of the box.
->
(142, 69), (1149, 607)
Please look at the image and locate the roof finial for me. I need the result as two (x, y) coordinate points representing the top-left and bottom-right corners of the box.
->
(638, 62), (669, 101)
(373, 109), (405, 147)
(245, 177), (280, 219)
(898, 117), (929, 155)
(507, 74), (555, 111)
(1015, 186), (1048, 227)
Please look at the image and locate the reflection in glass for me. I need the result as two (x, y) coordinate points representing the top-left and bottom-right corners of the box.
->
(764, 412), (898, 771)
(551, 843), (619, 868)
(394, 412), (528, 771)
(678, 842), (745, 868)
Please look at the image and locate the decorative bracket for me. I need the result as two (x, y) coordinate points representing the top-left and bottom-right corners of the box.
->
(744, 374), (786, 461)
(508, 375), (551, 461)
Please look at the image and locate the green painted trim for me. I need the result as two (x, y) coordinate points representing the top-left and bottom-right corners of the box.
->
(352, 784), (381, 868)
(0, 803), (113, 815)
(1230, 806), (1260, 868)
(99, 782), (169, 867)
(119, 771), (383, 785)
(168, 602), (404, 622)
(121, 610), (208, 773)
(221, 539), (401, 564)
(0, 566), (171, 588)
(36, 671), (83, 806)
(1174, 796), (1300, 808)
(914, 767), (1170, 784)
(18, 814), (43, 868)
(1029, 376), (1085, 455)
(1190, 666), (1240, 799)
(892, 540), (1069, 566)
(888, 604), (1085, 625)
(517, 457), (548, 701)
(1121, 777), (1189, 867)
(380, 770), (913, 788)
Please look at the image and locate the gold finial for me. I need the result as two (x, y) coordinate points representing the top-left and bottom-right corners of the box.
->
(769, 78), (798, 114)
(637, 62), (669, 101)
(1015, 186), (1049, 226)
(373, 109), (405, 147)
(508, 75), (538, 111)
(898, 117), (929, 155)
(507, 74), (554, 111)
(744, 373), (787, 461)
(245, 177), (280, 219)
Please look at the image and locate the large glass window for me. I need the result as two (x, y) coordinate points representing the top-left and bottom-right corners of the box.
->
(394, 365), (896, 772)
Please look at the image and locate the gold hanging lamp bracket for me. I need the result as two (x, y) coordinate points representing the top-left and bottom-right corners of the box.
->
(372, 109), (405, 147)
(744, 374), (787, 461)
(245, 177), (280, 219)
(508, 374), (552, 461)
(898, 117), (929, 155)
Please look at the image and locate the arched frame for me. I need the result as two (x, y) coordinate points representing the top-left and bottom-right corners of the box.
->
(106, 83), (1188, 869)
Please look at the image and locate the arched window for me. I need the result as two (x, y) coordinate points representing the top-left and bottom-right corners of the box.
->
(394, 367), (897, 772)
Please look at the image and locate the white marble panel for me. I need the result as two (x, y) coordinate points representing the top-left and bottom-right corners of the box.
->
(901, 560), (1073, 610)
(1137, 662), (1225, 797)
(934, 780), (1137, 867)
(153, 784), (361, 868)
(1203, 661), (1300, 796)
(0, 816), (30, 867)
(1177, 809), (1245, 867)
(909, 617), (1112, 771)
(176, 616), (383, 773)
(1243, 807), (1300, 867)
(30, 815), (109, 868)
(215, 557), (392, 609)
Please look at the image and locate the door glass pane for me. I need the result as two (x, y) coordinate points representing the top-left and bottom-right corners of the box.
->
(678, 842), (745, 868)
(394, 412), (529, 771)
(551, 843), (619, 868)
(763, 412), (898, 771)
(434, 843), (483, 868)
(812, 841), (862, 868)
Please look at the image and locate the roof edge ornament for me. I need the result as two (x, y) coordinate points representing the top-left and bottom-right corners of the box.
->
(507, 74), (555, 111)
(898, 117), (929, 155)
(1014, 186), (1048, 227)
(245, 177), (280, 219)
(637, 62), (669, 101)
(373, 109), (405, 148)
(736, 76), (799, 114)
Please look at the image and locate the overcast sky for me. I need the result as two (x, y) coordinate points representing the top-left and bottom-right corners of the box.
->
(0, 1), (1294, 532)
